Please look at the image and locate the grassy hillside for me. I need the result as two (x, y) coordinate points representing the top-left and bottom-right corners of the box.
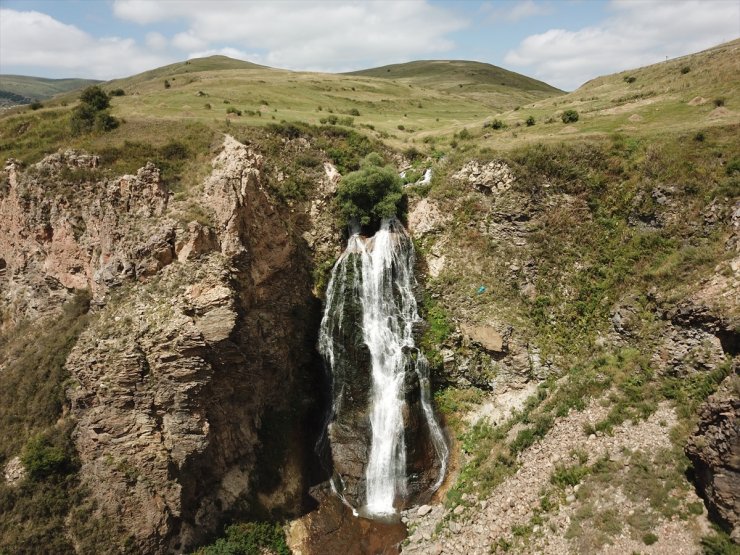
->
(0, 75), (100, 106)
(11, 55), (563, 151)
(104, 55), (267, 90)
(347, 59), (563, 107)
(452, 38), (740, 149)
(1, 40), (737, 164)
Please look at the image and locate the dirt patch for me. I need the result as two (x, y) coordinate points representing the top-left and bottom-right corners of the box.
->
(599, 97), (660, 115)
(688, 96), (708, 106)
(708, 106), (733, 118)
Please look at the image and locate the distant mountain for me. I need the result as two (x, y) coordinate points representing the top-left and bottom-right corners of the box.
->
(106, 55), (268, 90)
(347, 59), (562, 99)
(0, 75), (101, 107)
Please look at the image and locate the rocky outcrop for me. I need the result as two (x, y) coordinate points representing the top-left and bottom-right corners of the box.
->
(452, 160), (515, 194)
(408, 198), (449, 238)
(1, 137), (324, 553)
(302, 162), (343, 261)
(3, 456), (25, 485)
(460, 324), (507, 355)
(685, 375), (740, 541)
(0, 152), (170, 321)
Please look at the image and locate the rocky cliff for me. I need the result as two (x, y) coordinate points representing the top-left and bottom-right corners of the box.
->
(0, 136), (332, 553)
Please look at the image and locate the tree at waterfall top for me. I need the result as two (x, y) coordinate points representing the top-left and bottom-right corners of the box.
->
(335, 153), (404, 229)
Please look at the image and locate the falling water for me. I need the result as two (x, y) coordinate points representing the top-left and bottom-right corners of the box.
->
(319, 218), (448, 516)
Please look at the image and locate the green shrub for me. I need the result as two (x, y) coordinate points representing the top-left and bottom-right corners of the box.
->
(226, 106), (242, 116)
(30, 101), (43, 110)
(561, 110), (579, 123)
(109, 88), (125, 97)
(551, 463), (590, 488)
(320, 114), (339, 125)
(21, 434), (73, 480)
(526, 116), (535, 127)
(335, 153), (403, 227)
(713, 98), (725, 107)
(484, 119), (505, 130)
(725, 158), (740, 176)
(700, 527), (737, 555)
(624, 76), (637, 83)
(79, 86), (110, 111)
(348, 108), (360, 116)
(164, 79), (171, 89)
(193, 522), (289, 555)
(681, 66), (691, 74)
(94, 112), (119, 132)
(404, 146), (422, 161)
(71, 85), (117, 134)
(70, 104), (97, 135)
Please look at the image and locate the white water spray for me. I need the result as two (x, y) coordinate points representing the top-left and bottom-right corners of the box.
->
(319, 218), (448, 516)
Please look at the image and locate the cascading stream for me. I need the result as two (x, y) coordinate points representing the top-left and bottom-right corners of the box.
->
(319, 217), (448, 517)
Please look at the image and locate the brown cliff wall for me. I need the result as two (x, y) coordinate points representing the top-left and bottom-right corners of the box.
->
(0, 136), (327, 553)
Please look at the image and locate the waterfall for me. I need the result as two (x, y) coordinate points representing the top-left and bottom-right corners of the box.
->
(319, 218), (448, 517)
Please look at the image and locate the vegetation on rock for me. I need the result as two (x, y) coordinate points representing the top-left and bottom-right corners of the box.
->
(335, 153), (403, 228)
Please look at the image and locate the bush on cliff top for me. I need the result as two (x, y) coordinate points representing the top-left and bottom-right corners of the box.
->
(335, 153), (403, 228)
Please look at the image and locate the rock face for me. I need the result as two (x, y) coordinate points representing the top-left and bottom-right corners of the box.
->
(460, 324), (506, 355)
(0, 152), (170, 321)
(0, 137), (323, 553)
(452, 160), (515, 194)
(3, 456), (26, 486)
(685, 375), (740, 541)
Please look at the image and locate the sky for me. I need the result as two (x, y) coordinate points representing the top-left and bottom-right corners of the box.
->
(0, 0), (738, 91)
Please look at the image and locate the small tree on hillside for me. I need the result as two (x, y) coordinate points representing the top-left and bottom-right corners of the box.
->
(335, 153), (403, 228)
(70, 85), (118, 135)
(79, 86), (110, 111)
(561, 109), (579, 123)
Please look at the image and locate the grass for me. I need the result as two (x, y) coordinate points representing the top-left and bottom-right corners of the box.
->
(0, 75), (100, 103)
(0, 292), (97, 554)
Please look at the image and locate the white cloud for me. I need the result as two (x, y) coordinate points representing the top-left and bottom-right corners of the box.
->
(483, 0), (553, 22)
(505, 0), (740, 90)
(112, 0), (467, 71)
(145, 31), (167, 50)
(172, 31), (208, 51)
(0, 9), (174, 79)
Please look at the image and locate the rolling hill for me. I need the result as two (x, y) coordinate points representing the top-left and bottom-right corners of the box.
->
(0, 75), (100, 107)
(347, 59), (561, 93)
(104, 55), (267, 90)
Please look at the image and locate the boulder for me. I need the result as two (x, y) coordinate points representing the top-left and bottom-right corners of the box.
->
(461, 323), (506, 354)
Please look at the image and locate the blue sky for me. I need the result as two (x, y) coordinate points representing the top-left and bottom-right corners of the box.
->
(1, 0), (738, 90)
